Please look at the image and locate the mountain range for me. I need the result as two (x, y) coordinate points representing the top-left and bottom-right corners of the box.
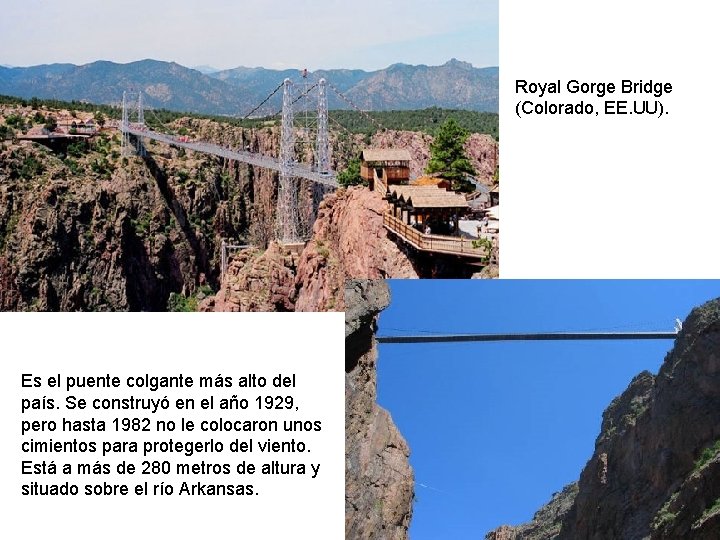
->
(0, 59), (498, 116)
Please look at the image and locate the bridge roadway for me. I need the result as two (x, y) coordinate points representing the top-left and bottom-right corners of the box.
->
(376, 331), (679, 344)
(125, 125), (338, 188)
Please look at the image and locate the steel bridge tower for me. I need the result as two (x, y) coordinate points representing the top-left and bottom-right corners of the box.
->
(276, 78), (301, 243)
(121, 91), (145, 157)
(137, 92), (144, 125)
(276, 77), (330, 243)
(316, 78), (330, 175)
(121, 91), (130, 156)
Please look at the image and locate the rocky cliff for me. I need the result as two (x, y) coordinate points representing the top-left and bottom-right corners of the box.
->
(202, 187), (418, 313)
(345, 280), (414, 539)
(487, 298), (720, 539)
(294, 188), (418, 311)
(1, 103), (488, 311)
(0, 111), (273, 310)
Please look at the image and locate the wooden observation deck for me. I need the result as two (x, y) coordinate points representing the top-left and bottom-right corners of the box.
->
(383, 213), (490, 259)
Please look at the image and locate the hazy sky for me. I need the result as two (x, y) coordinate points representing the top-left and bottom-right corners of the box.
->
(1, 0), (498, 70)
(379, 280), (720, 539)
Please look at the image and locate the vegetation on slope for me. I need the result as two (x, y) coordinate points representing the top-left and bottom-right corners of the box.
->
(0, 94), (498, 139)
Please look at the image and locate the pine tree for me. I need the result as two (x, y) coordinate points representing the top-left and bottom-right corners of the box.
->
(426, 118), (476, 191)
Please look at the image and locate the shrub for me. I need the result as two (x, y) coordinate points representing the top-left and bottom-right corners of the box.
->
(695, 439), (720, 470)
(5, 114), (25, 129)
(90, 157), (113, 179)
(167, 292), (199, 312)
(66, 140), (87, 158)
(20, 155), (44, 179)
(64, 158), (83, 175)
(337, 158), (364, 187)
(44, 116), (57, 132)
(0, 124), (13, 140)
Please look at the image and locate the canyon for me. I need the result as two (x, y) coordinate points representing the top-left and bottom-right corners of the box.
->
(0, 104), (498, 311)
(487, 297), (720, 539)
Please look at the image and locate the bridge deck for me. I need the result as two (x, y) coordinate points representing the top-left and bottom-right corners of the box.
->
(383, 213), (489, 260)
(376, 331), (678, 344)
(125, 126), (338, 187)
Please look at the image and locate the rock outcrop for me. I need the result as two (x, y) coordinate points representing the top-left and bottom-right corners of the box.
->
(0, 140), (244, 311)
(206, 186), (418, 313)
(486, 484), (579, 540)
(294, 187), (418, 312)
(345, 280), (414, 540)
(487, 298), (720, 540)
(198, 242), (298, 312)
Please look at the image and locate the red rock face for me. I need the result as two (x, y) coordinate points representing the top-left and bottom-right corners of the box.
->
(206, 187), (418, 312)
(486, 298), (720, 540)
(199, 242), (298, 312)
(345, 280), (414, 540)
(294, 187), (418, 312)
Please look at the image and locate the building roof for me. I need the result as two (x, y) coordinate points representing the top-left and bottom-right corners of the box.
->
(411, 175), (449, 187)
(388, 185), (469, 209)
(361, 148), (411, 163)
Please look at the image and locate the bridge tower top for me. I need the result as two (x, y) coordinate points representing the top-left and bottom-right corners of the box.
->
(316, 78), (330, 175)
(280, 78), (295, 174)
(137, 91), (144, 126)
(121, 91), (130, 156)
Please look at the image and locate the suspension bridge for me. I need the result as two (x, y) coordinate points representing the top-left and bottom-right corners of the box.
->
(119, 76), (358, 243)
(376, 330), (679, 344)
(376, 319), (684, 344)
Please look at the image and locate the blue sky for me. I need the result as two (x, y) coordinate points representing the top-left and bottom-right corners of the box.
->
(0, 0), (497, 71)
(377, 280), (720, 539)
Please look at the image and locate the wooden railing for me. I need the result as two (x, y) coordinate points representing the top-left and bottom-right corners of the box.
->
(383, 213), (490, 260)
(374, 170), (387, 194)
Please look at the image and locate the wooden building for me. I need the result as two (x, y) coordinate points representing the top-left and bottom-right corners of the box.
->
(386, 185), (469, 236)
(382, 184), (487, 259)
(360, 148), (411, 193)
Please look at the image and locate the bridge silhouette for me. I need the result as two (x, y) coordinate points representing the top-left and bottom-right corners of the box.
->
(120, 77), (343, 243)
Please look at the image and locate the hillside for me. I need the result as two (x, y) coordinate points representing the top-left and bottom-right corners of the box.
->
(487, 298), (720, 540)
(0, 59), (498, 115)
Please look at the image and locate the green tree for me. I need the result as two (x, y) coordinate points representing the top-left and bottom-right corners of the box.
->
(44, 116), (57, 132)
(94, 112), (106, 127)
(5, 114), (25, 129)
(167, 292), (198, 312)
(337, 158), (364, 187)
(66, 140), (87, 158)
(425, 118), (476, 191)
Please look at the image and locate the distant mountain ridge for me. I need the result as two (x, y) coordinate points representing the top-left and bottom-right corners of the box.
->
(0, 59), (498, 115)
